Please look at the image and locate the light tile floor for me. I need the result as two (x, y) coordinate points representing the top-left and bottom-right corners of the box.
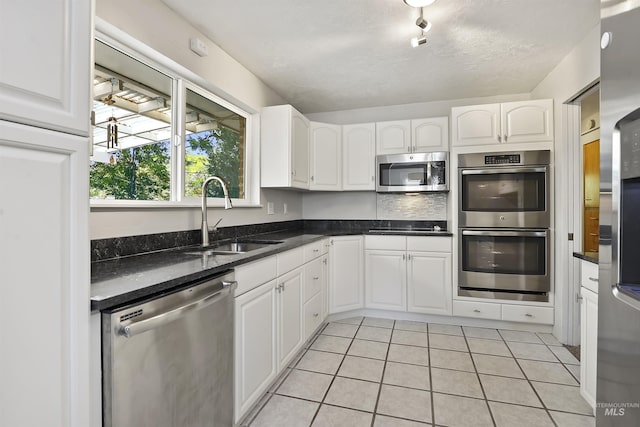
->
(246, 317), (594, 427)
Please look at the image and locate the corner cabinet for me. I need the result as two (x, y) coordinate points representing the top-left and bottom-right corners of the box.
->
(0, 1), (91, 426)
(452, 99), (553, 146)
(310, 122), (342, 190)
(342, 123), (376, 190)
(261, 105), (310, 189)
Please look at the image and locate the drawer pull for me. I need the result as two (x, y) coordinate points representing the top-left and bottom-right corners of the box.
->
(313, 313), (319, 318)
(525, 313), (533, 317)
(589, 233), (598, 236)
(313, 249), (319, 253)
(473, 309), (481, 313)
(589, 277), (598, 282)
(313, 276), (319, 280)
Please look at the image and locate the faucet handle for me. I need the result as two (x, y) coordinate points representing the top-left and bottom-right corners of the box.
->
(209, 218), (223, 232)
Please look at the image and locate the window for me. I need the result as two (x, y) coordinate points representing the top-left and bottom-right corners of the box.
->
(90, 40), (251, 206)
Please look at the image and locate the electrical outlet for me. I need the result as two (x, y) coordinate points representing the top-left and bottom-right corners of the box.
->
(267, 202), (274, 215)
(283, 203), (288, 215)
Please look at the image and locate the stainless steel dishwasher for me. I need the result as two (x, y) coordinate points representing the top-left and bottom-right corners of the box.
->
(102, 270), (236, 427)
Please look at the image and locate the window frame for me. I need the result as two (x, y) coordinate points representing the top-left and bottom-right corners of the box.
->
(90, 27), (260, 209)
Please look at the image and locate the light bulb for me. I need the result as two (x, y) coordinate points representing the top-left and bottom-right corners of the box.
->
(403, 0), (436, 7)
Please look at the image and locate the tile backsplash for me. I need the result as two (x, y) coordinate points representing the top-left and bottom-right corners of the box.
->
(376, 193), (447, 221)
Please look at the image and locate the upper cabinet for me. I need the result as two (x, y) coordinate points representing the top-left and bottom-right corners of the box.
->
(261, 105), (310, 189)
(343, 123), (376, 191)
(310, 122), (342, 191)
(376, 117), (448, 154)
(0, 0), (91, 136)
(452, 99), (553, 146)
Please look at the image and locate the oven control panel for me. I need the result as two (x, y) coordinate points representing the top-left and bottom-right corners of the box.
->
(484, 154), (521, 165)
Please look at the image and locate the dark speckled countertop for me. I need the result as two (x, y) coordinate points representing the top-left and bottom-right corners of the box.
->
(91, 227), (453, 311)
(573, 251), (599, 264)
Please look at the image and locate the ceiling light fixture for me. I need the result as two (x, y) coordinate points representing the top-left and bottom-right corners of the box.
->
(403, 0), (436, 7)
(410, 7), (430, 48)
(416, 16), (432, 33)
(411, 35), (427, 48)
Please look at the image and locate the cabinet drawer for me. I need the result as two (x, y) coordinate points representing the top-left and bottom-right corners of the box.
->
(581, 260), (599, 294)
(304, 257), (323, 302)
(234, 256), (278, 296)
(502, 305), (554, 325)
(453, 300), (501, 320)
(304, 292), (323, 340)
(277, 247), (305, 276)
(365, 235), (406, 250)
(407, 236), (451, 252)
(304, 239), (328, 262)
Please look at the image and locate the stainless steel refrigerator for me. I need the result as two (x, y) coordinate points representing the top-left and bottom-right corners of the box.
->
(598, 2), (640, 424)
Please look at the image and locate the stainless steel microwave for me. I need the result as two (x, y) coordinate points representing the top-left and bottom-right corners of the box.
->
(376, 152), (448, 192)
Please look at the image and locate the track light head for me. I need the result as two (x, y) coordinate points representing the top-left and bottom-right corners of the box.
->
(411, 35), (427, 48)
(415, 17), (432, 33)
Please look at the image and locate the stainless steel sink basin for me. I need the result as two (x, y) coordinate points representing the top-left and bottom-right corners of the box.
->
(183, 239), (284, 256)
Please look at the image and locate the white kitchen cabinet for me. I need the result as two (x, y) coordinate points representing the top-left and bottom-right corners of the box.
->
(329, 235), (365, 312)
(412, 117), (449, 152)
(364, 236), (452, 315)
(321, 254), (330, 319)
(310, 122), (342, 190)
(451, 99), (552, 146)
(365, 250), (407, 311)
(580, 283), (598, 410)
(377, 118), (449, 154)
(234, 280), (277, 422)
(342, 123), (376, 190)
(376, 120), (411, 155)
(261, 104), (310, 189)
(0, 0), (91, 136)
(407, 251), (452, 316)
(0, 2), (91, 425)
(277, 267), (304, 371)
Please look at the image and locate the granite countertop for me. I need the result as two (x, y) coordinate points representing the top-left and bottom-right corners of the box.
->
(91, 228), (453, 311)
(573, 251), (599, 264)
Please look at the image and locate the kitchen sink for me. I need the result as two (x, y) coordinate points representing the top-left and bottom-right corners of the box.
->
(183, 239), (284, 256)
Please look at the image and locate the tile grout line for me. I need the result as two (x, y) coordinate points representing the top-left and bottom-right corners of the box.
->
(368, 318), (394, 427)
(462, 327), (498, 427)
(426, 323), (436, 427)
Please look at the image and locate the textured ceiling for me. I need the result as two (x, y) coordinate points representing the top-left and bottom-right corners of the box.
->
(161, 0), (599, 113)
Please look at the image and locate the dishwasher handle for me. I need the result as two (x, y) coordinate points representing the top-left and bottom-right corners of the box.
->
(119, 280), (237, 338)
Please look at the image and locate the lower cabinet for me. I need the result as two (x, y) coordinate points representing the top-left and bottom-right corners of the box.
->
(329, 236), (364, 312)
(580, 286), (598, 410)
(277, 267), (304, 372)
(234, 280), (277, 422)
(365, 250), (407, 311)
(407, 251), (452, 316)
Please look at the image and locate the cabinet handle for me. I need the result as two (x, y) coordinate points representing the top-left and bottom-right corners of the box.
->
(407, 254), (411, 260)
(313, 313), (319, 318)
(408, 147), (411, 152)
(525, 313), (533, 317)
(473, 309), (481, 313)
(589, 233), (598, 236)
(311, 175), (314, 181)
(504, 135), (508, 142)
(371, 175), (375, 181)
(313, 276), (319, 280)
(498, 135), (502, 143)
(313, 249), (319, 253)
(323, 259), (327, 265)
(588, 277), (598, 282)
(403, 254), (406, 260)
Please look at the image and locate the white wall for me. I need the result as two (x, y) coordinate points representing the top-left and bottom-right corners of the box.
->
(91, 0), (303, 240)
(530, 24), (601, 343)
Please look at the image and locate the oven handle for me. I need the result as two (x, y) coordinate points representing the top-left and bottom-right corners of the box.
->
(462, 229), (548, 238)
(461, 166), (547, 175)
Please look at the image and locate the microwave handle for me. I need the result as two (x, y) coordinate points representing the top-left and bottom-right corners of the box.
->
(427, 162), (432, 185)
(461, 166), (547, 175)
(462, 229), (548, 238)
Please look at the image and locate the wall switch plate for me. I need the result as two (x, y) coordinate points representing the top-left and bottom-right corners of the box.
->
(267, 202), (274, 215)
(283, 203), (288, 214)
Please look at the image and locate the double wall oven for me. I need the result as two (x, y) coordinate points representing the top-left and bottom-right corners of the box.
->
(458, 150), (551, 301)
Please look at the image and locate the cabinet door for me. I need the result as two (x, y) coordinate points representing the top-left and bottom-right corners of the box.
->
(0, 121), (90, 427)
(310, 122), (342, 190)
(412, 117), (449, 152)
(376, 120), (411, 154)
(321, 255), (329, 319)
(0, 1), (91, 135)
(501, 99), (553, 144)
(407, 252), (452, 316)
(329, 236), (364, 312)
(234, 280), (277, 422)
(580, 286), (598, 410)
(365, 250), (407, 311)
(291, 111), (310, 189)
(583, 140), (600, 207)
(278, 267), (304, 371)
(451, 104), (500, 146)
(342, 123), (375, 190)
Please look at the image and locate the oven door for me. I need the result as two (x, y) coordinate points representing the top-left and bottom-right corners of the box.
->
(459, 228), (550, 293)
(458, 166), (549, 228)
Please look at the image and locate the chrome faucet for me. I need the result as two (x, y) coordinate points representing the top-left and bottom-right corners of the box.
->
(201, 176), (233, 246)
